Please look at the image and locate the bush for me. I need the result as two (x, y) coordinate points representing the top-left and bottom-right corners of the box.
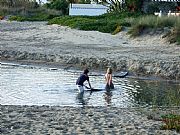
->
(128, 15), (178, 36)
(0, 16), (4, 20)
(128, 24), (146, 37)
(8, 8), (61, 22)
(9, 16), (26, 21)
(0, 0), (39, 16)
(45, 0), (69, 15)
(49, 16), (122, 33)
(48, 12), (142, 34)
(128, 15), (180, 45)
(161, 114), (180, 132)
(146, 2), (176, 14)
(166, 23), (180, 44)
(125, 0), (143, 12)
(112, 25), (123, 35)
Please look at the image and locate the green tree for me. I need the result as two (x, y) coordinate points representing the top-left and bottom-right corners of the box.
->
(100, 0), (143, 13)
(79, 0), (91, 4)
(101, 0), (125, 12)
(46, 0), (69, 15)
(125, 0), (143, 12)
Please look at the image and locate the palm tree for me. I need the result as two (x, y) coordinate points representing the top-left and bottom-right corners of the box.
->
(100, 0), (143, 12)
(100, 0), (125, 12)
(38, 0), (42, 4)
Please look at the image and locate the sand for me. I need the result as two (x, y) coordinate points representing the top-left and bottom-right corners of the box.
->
(1, 105), (180, 134)
(1, 20), (180, 134)
(0, 21), (180, 80)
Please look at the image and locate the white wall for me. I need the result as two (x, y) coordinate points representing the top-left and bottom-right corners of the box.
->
(69, 4), (108, 16)
(36, 0), (48, 4)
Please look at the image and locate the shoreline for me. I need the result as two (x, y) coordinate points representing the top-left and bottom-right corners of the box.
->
(0, 50), (180, 81)
(1, 59), (180, 83)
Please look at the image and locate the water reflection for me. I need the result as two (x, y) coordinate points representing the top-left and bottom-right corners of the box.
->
(76, 92), (86, 105)
(76, 91), (92, 106)
(103, 90), (112, 105)
(126, 79), (180, 107)
(0, 63), (180, 107)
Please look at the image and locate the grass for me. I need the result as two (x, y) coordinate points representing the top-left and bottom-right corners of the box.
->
(161, 113), (180, 132)
(128, 15), (180, 45)
(128, 15), (177, 33)
(9, 13), (59, 22)
(48, 12), (142, 34)
(48, 13), (180, 45)
(1, 6), (62, 22)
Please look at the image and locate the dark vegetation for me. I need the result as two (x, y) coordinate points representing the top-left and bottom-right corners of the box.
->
(48, 12), (142, 34)
(0, 0), (68, 21)
(161, 114), (180, 132)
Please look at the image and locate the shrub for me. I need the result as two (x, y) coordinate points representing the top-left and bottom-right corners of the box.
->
(0, 16), (4, 20)
(45, 0), (69, 15)
(48, 12), (141, 34)
(9, 16), (26, 21)
(0, 0), (39, 16)
(128, 24), (146, 37)
(128, 15), (180, 45)
(166, 23), (180, 44)
(146, 2), (176, 14)
(112, 25), (123, 35)
(8, 9), (61, 22)
(161, 114), (180, 132)
(125, 0), (143, 12)
(174, 22), (180, 45)
(49, 16), (121, 33)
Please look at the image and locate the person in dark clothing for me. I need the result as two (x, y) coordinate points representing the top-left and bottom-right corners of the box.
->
(76, 68), (92, 93)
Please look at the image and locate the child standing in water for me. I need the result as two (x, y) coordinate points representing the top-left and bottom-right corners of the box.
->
(105, 68), (114, 90)
(76, 68), (92, 93)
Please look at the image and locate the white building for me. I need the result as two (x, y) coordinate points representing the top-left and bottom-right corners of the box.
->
(69, 3), (108, 16)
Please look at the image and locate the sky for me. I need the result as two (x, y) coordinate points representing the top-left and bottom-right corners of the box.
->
(41, 0), (48, 3)
(36, 0), (48, 4)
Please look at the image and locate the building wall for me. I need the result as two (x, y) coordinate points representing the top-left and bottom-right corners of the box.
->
(69, 4), (108, 16)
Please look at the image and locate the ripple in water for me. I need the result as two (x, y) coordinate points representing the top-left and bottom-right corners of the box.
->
(0, 63), (180, 107)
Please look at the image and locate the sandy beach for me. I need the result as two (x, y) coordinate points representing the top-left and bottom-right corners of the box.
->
(1, 105), (180, 135)
(0, 21), (180, 80)
(1, 21), (180, 134)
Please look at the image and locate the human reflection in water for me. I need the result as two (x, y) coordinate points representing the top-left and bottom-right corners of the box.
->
(76, 92), (85, 105)
(76, 91), (92, 106)
(104, 89), (112, 105)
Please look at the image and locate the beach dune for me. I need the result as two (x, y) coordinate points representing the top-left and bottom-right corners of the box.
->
(0, 21), (180, 80)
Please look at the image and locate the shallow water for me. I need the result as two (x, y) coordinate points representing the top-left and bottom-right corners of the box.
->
(0, 63), (180, 107)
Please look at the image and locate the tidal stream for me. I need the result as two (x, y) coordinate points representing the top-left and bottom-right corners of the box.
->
(0, 62), (180, 107)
